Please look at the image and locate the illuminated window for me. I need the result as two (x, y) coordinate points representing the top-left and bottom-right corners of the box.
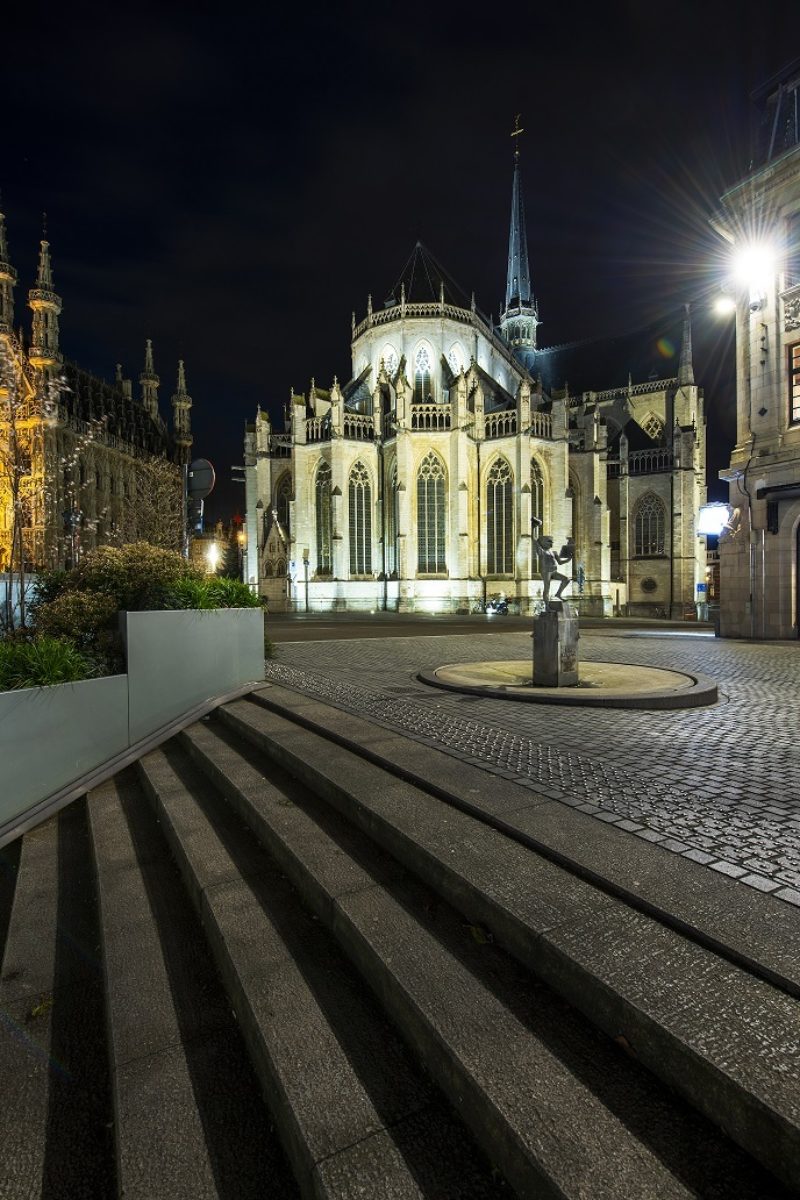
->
(790, 343), (800, 425)
(275, 473), (291, 536)
(447, 344), (464, 375)
(315, 462), (332, 574)
(417, 452), (446, 573)
(634, 493), (666, 556)
(386, 461), (399, 576)
(487, 458), (513, 575)
(382, 346), (398, 378)
(530, 458), (544, 525)
(414, 346), (432, 402)
(348, 461), (372, 575)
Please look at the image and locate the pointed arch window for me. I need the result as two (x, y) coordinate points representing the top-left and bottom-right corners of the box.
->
(348, 461), (372, 575)
(275, 473), (292, 537)
(487, 458), (514, 575)
(417, 452), (446, 573)
(568, 470), (580, 559)
(386, 460), (399, 577)
(530, 458), (544, 527)
(315, 462), (333, 575)
(413, 346), (432, 402)
(634, 493), (666, 557)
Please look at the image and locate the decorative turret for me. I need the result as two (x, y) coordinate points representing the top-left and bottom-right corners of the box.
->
(171, 359), (193, 464)
(140, 338), (160, 420)
(498, 116), (538, 370)
(0, 210), (17, 334)
(28, 234), (62, 371)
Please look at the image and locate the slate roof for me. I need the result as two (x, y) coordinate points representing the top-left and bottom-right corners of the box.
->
(535, 312), (686, 398)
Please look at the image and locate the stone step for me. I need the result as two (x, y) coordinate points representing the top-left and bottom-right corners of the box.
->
(0, 804), (114, 1198)
(88, 769), (299, 1200)
(215, 694), (800, 1194)
(137, 740), (508, 1200)
(177, 716), (787, 1199)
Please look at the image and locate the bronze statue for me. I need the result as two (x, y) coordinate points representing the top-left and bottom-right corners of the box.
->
(532, 516), (574, 603)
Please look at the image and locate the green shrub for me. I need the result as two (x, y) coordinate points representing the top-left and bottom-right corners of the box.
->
(160, 577), (217, 610)
(64, 543), (197, 611)
(35, 590), (119, 648)
(0, 636), (94, 690)
(204, 576), (262, 608)
(30, 569), (70, 610)
(161, 575), (263, 611)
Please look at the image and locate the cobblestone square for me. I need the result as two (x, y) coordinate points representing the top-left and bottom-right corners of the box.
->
(267, 628), (800, 906)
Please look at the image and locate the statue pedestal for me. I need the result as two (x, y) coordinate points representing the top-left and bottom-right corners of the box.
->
(533, 604), (579, 687)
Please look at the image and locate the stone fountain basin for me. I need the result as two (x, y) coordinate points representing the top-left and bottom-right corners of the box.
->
(418, 659), (717, 709)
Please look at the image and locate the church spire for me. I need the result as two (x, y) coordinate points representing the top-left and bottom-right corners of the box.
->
(28, 225), (63, 372)
(499, 116), (538, 370)
(171, 359), (193, 464)
(678, 303), (694, 386)
(140, 338), (160, 420)
(0, 208), (17, 334)
(505, 115), (531, 309)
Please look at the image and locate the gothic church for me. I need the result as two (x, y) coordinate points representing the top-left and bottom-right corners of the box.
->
(0, 213), (192, 573)
(244, 146), (707, 617)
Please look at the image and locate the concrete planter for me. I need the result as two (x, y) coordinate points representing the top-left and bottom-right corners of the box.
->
(0, 607), (264, 837)
(121, 608), (265, 742)
(0, 674), (129, 831)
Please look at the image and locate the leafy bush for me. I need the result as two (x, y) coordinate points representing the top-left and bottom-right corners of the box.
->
(160, 575), (263, 611)
(64, 543), (197, 611)
(26, 543), (264, 683)
(0, 636), (94, 690)
(204, 576), (262, 608)
(34, 590), (119, 647)
(30, 569), (70, 610)
(160, 577), (217, 610)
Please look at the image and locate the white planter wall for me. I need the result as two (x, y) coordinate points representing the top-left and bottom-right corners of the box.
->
(122, 609), (265, 743)
(0, 675), (129, 830)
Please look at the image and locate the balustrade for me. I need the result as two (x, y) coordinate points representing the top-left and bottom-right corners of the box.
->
(411, 402), (451, 431)
(342, 413), (375, 440)
(628, 447), (673, 474)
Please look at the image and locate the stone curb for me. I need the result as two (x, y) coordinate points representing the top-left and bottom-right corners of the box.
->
(418, 664), (719, 708)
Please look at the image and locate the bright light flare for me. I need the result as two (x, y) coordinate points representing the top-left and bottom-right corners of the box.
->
(206, 542), (220, 571)
(713, 294), (736, 317)
(732, 242), (775, 293)
(697, 503), (731, 536)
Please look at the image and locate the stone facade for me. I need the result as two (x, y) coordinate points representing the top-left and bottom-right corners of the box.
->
(716, 65), (800, 639)
(245, 164), (707, 617)
(0, 216), (193, 571)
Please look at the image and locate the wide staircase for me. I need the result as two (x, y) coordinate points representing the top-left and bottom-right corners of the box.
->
(1, 684), (799, 1199)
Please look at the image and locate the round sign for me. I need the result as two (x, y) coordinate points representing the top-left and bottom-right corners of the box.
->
(188, 458), (215, 499)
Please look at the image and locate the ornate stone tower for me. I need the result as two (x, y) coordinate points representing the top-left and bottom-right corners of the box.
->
(28, 237), (62, 372)
(171, 359), (193, 464)
(0, 210), (17, 335)
(498, 118), (538, 371)
(140, 338), (160, 420)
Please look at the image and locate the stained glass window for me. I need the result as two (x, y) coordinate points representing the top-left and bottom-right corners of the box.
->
(348, 461), (372, 575)
(417, 452), (446, 573)
(487, 458), (513, 575)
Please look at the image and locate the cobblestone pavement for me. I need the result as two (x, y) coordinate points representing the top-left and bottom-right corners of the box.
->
(265, 630), (800, 907)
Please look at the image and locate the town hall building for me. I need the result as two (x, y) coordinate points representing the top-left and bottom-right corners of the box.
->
(244, 144), (707, 617)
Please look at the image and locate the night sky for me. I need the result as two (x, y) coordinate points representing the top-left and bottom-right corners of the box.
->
(2, 2), (792, 517)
